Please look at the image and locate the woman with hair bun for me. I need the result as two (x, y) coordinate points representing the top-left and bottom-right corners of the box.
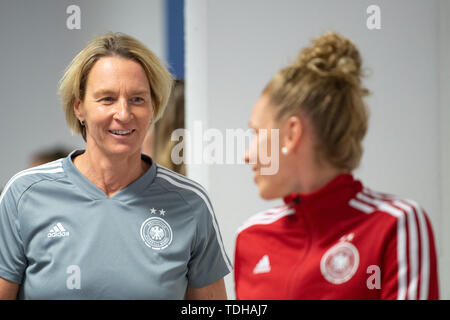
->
(234, 32), (439, 299)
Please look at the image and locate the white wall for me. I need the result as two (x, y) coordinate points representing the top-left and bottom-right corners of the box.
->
(186, 0), (446, 299)
(185, 0), (209, 189)
(0, 0), (165, 187)
(438, 0), (450, 301)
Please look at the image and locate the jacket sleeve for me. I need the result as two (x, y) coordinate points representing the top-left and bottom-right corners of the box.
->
(381, 201), (439, 300)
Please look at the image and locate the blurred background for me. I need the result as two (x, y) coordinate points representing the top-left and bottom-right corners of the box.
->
(0, 0), (449, 299)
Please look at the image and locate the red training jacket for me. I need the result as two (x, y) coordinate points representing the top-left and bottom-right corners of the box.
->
(234, 174), (439, 299)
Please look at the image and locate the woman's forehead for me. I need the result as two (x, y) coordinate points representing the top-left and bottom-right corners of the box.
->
(250, 94), (276, 128)
(86, 56), (150, 92)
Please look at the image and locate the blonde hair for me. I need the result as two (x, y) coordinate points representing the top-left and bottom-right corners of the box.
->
(264, 31), (369, 171)
(59, 32), (173, 140)
(153, 79), (186, 175)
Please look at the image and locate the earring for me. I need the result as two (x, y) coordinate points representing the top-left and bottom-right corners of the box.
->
(80, 120), (85, 126)
(281, 147), (288, 155)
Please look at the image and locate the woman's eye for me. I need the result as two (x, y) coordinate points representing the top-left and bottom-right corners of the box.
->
(131, 97), (145, 104)
(100, 97), (114, 103)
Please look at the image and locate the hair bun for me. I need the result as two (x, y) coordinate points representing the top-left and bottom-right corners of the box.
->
(297, 32), (362, 86)
(336, 56), (357, 75)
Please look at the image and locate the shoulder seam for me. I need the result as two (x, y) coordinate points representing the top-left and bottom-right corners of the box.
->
(156, 165), (209, 198)
(349, 190), (406, 218)
(0, 164), (64, 206)
(17, 175), (68, 214)
(153, 174), (192, 208)
(236, 206), (295, 235)
(155, 172), (210, 206)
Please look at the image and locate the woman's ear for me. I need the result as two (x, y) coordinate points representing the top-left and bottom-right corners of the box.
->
(282, 116), (303, 154)
(73, 99), (84, 122)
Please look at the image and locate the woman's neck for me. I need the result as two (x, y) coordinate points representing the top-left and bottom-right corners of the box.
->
(73, 147), (148, 198)
(294, 160), (349, 195)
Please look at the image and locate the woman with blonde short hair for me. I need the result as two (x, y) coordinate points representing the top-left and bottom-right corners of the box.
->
(0, 32), (231, 300)
(234, 32), (439, 300)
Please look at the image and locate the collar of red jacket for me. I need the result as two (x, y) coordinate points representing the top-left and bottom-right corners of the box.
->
(283, 174), (363, 212)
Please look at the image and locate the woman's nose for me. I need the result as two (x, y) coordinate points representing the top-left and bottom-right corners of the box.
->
(114, 98), (132, 122)
(245, 134), (259, 165)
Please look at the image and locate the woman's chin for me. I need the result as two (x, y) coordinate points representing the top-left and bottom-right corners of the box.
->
(98, 143), (141, 158)
(257, 185), (280, 201)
